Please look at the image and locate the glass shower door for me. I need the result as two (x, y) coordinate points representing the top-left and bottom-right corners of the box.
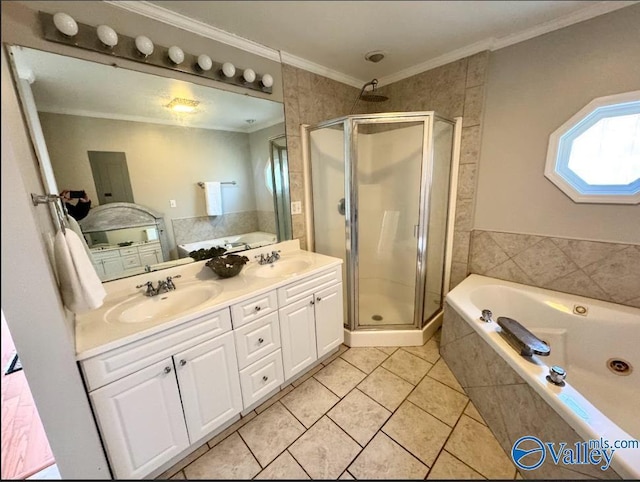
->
(353, 120), (427, 329)
(308, 122), (349, 326)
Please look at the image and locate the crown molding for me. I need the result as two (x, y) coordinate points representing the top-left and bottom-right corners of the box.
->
(104, 0), (281, 62)
(377, 38), (495, 87)
(379, 1), (636, 86)
(39, 107), (254, 133)
(492, 1), (637, 50)
(105, 0), (637, 89)
(279, 51), (364, 89)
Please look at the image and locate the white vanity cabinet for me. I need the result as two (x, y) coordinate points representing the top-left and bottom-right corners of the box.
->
(80, 309), (242, 479)
(277, 266), (344, 380)
(91, 242), (163, 280)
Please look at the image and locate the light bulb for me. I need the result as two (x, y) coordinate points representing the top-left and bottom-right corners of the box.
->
(53, 12), (78, 37)
(261, 74), (274, 88)
(168, 46), (185, 65)
(197, 54), (213, 71)
(135, 35), (154, 57)
(96, 25), (118, 47)
(243, 68), (256, 83)
(221, 62), (236, 78)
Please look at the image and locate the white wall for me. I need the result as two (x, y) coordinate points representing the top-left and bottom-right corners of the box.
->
(40, 113), (258, 250)
(475, 5), (640, 243)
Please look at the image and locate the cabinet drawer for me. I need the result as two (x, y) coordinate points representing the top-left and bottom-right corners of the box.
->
(138, 242), (161, 253)
(277, 265), (341, 306)
(231, 290), (278, 328)
(80, 308), (232, 391)
(91, 249), (120, 260)
(119, 247), (138, 256)
(234, 312), (280, 369)
(238, 349), (284, 409)
(122, 254), (141, 268)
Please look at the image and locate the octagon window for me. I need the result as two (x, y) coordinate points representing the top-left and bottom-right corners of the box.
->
(545, 91), (640, 204)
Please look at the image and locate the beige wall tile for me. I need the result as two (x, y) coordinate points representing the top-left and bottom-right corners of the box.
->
(460, 125), (481, 164)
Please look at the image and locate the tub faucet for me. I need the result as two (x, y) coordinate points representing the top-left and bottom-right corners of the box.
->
(480, 309), (493, 323)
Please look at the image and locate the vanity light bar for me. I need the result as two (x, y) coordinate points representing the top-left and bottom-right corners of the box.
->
(39, 11), (273, 95)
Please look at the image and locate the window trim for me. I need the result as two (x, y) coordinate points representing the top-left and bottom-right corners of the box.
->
(545, 90), (640, 205)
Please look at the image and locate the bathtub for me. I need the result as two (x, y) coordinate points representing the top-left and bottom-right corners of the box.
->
(177, 231), (277, 258)
(443, 274), (639, 479)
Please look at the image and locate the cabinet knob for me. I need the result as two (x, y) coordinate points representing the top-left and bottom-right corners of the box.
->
(310, 299), (315, 305)
(262, 375), (269, 382)
(180, 359), (187, 366)
(163, 366), (172, 374)
(254, 306), (262, 312)
(316, 297), (322, 302)
(258, 338), (264, 344)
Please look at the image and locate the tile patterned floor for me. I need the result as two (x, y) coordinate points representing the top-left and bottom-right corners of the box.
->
(160, 332), (519, 480)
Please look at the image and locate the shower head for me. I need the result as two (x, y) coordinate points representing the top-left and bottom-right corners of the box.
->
(350, 78), (389, 113)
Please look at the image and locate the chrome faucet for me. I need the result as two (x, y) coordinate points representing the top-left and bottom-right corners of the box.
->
(136, 275), (181, 296)
(255, 250), (281, 265)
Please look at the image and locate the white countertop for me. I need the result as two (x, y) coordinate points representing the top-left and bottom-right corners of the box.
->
(75, 240), (342, 361)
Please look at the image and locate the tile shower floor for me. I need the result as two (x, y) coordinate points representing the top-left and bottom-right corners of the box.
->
(159, 331), (519, 480)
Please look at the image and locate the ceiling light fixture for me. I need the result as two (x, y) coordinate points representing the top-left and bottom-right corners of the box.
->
(364, 50), (386, 63)
(166, 98), (200, 113)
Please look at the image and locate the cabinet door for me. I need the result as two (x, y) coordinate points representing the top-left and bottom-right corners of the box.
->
(140, 250), (160, 266)
(314, 283), (345, 358)
(93, 261), (106, 278)
(102, 256), (124, 277)
(279, 296), (317, 380)
(174, 332), (243, 443)
(89, 358), (189, 479)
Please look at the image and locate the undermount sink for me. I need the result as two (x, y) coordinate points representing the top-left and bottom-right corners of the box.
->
(245, 257), (312, 279)
(104, 282), (223, 324)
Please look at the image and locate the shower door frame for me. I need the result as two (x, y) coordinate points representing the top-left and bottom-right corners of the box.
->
(303, 111), (454, 331)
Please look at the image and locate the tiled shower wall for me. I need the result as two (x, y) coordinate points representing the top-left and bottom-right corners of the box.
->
(468, 230), (640, 308)
(281, 64), (362, 250)
(282, 51), (489, 274)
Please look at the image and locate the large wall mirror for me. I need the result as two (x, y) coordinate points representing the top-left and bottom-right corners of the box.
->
(9, 45), (291, 282)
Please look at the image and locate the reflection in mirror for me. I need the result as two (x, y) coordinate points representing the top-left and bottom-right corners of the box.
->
(10, 45), (289, 282)
(269, 135), (292, 241)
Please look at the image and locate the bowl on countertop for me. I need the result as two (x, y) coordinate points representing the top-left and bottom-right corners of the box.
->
(206, 254), (249, 278)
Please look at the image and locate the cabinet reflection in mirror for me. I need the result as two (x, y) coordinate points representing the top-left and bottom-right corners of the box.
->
(9, 45), (290, 282)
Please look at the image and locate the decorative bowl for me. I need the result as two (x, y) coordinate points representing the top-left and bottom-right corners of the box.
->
(189, 246), (227, 261)
(206, 254), (249, 278)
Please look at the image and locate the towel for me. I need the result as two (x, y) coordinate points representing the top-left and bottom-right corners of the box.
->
(204, 181), (222, 216)
(377, 210), (400, 256)
(66, 215), (92, 259)
(54, 229), (107, 313)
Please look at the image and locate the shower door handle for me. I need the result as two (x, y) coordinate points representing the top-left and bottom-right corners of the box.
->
(413, 224), (419, 238)
(337, 198), (345, 216)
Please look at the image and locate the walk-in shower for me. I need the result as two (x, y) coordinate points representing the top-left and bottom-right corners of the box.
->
(302, 112), (459, 345)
